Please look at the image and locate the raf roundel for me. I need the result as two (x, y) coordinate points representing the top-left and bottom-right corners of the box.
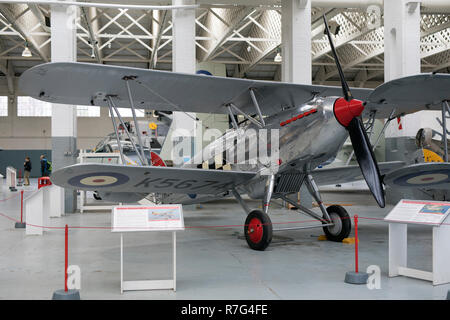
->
(393, 169), (450, 187)
(68, 172), (130, 188)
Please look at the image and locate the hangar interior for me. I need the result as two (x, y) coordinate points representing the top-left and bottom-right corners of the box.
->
(0, 0), (450, 300)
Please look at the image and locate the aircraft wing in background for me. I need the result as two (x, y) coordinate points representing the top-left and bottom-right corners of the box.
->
(312, 161), (405, 186)
(383, 162), (450, 190)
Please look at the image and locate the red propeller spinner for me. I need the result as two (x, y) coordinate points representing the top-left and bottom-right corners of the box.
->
(333, 98), (364, 127)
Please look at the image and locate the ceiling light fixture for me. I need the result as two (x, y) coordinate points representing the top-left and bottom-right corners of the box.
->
(274, 48), (282, 62)
(22, 42), (32, 57)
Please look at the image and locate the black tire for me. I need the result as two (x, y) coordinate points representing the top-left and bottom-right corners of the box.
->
(244, 210), (273, 251)
(323, 205), (351, 242)
(93, 192), (102, 201)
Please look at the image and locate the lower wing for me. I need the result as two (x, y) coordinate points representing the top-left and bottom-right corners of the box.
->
(312, 161), (405, 186)
(51, 163), (257, 194)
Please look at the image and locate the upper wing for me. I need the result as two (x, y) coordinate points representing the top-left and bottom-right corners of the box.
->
(18, 62), (371, 117)
(312, 161), (405, 186)
(50, 163), (257, 194)
(364, 73), (450, 119)
(19, 63), (449, 120)
(383, 162), (450, 190)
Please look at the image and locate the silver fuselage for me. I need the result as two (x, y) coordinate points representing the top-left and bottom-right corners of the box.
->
(161, 96), (349, 204)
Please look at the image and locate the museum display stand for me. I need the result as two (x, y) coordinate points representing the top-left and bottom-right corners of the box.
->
(120, 231), (177, 293)
(25, 184), (64, 235)
(6, 166), (17, 191)
(111, 204), (184, 293)
(385, 199), (450, 285)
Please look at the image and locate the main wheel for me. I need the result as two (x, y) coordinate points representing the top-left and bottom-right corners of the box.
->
(244, 210), (273, 251)
(322, 205), (351, 242)
(93, 192), (102, 200)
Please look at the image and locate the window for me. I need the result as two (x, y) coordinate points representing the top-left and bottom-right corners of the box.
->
(109, 107), (145, 117)
(77, 105), (100, 117)
(17, 96), (52, 117)
(18, 97), (101, 117)
(0, 96), (7, 116)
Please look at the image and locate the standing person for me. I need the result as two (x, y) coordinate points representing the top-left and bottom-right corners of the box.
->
(40, 154), (48, 177)
(23, 156), (32, 186)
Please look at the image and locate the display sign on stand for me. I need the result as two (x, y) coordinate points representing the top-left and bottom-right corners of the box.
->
(112, 204), (184, 293)
(385, 199), (450, 285)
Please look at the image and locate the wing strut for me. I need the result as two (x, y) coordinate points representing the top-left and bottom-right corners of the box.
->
(108, 95), (146, 166)
(442, 101), (449, 162)
(106, 97), (126, 165)
(124, 77), (149, 165)
(228, 103), (263, 128)
(249, 88), (265, 127)
(227, 105), (239, 130)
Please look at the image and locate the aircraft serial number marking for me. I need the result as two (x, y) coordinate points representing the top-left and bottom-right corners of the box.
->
(133, 177), (232, 191)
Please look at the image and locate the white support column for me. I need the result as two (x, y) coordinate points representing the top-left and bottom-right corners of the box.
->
(51, 1), (77, 213)
(281, 0), (311, 84)
(160, 0), (197, 164)
(384, 1), (441, 140)
(281, 0), (312, 208)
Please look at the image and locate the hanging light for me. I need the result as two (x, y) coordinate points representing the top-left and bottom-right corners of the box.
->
(274, 48), (282, 62)
(22, 42), (32, 57)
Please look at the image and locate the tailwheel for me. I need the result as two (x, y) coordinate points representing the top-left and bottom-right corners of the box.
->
(322, 205), (351, 242)
(244, 210), (273, 251)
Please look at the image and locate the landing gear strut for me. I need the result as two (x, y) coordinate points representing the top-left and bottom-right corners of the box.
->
(279, 173), (352, 242)
(232, 175), (275, 251)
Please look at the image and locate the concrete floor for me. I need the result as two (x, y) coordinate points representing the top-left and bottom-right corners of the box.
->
(0, 178), (449, 300)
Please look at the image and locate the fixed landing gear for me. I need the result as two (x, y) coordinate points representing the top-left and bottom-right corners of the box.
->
(322, 205), (351, 242)
(244, 210), (273, 251)
(232, 176), (275, 251)
(233, 173), (353, 250)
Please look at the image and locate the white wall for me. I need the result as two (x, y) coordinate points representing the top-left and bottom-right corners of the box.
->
(0, 80), (153, 150)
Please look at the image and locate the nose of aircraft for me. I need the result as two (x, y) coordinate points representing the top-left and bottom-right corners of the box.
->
(333, 97), (364, 127)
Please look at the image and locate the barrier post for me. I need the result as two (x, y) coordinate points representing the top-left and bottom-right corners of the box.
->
(14, 190), (26, 228)
(52, 225), (80, 300)
(344, 215), (369, 284)
(355, 215), (359, 273)
(65, 224), (68, 292)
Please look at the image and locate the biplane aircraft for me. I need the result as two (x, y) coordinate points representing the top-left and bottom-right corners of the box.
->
(19, 17), (450, 250)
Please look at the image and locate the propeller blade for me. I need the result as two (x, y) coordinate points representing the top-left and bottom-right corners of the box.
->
(347, 117), (385, 207)
(322, 15), (353, 101)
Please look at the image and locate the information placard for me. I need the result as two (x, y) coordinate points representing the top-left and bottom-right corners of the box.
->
(384, 199), (450, 226)
(112, 204), (184, 232)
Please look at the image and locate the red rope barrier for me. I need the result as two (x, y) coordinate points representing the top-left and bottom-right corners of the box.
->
(1, 209), (449, 231)
(0, 193), (20, 202)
